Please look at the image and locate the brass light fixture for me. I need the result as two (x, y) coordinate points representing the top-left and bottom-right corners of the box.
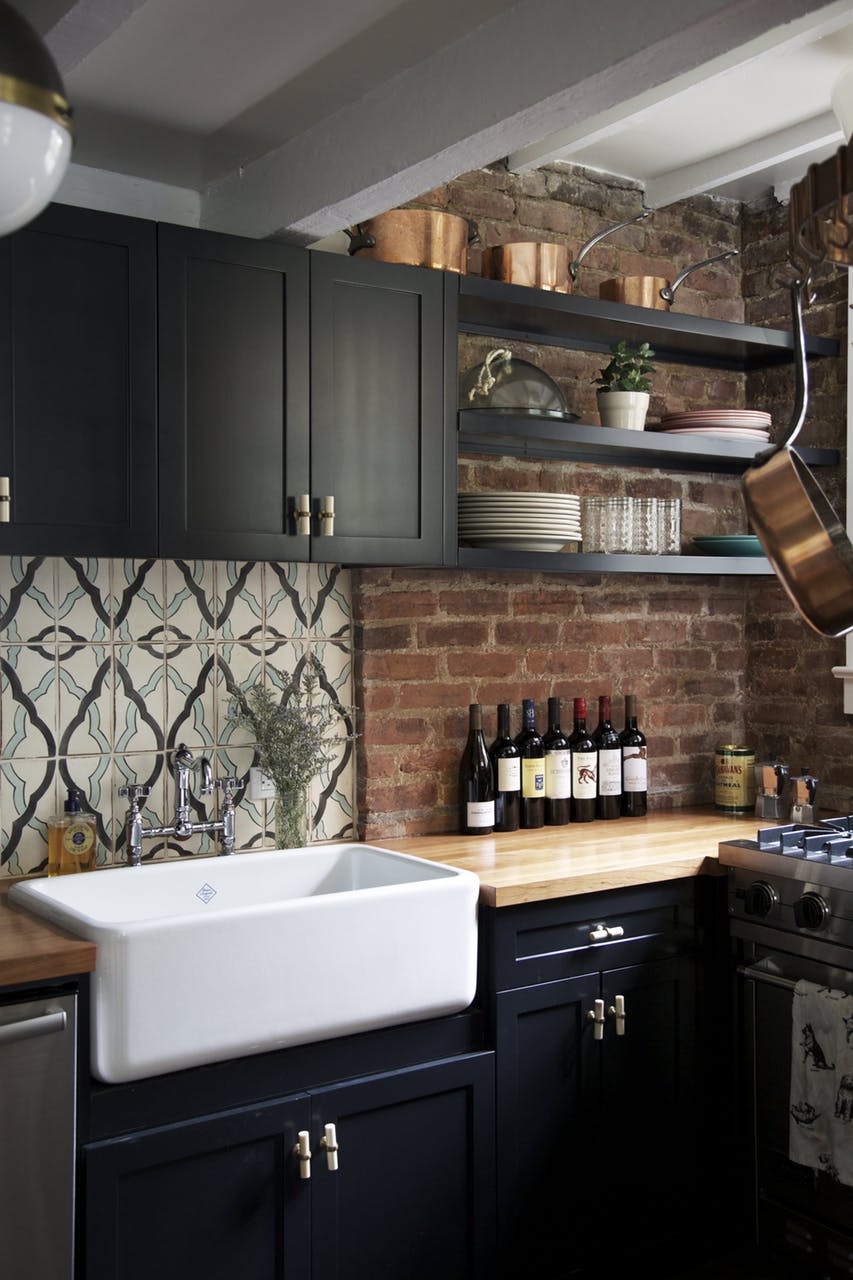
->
(0, 1), (73, 236)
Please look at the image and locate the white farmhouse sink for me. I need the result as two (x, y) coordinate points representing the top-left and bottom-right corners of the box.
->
(10, 843), (479, 1084)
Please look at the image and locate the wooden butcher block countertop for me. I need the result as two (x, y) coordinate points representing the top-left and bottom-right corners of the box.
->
(0, 881), (96, 988)
(378, 806), (758, 907)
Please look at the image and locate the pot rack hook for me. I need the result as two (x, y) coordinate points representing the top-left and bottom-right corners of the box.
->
(569, 209), (653, 282)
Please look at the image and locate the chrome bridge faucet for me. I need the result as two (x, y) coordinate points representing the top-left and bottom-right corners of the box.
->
(119, 743), (242, 867)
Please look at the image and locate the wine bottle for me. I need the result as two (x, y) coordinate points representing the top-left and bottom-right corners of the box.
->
(620, 694), (648, 817)
(593, 694), (622, 820)
(543, 695), (571, 826)
(459, 703), (495, 835)
(515, 698), (545, 829)
(490, 702), (521, 832)
(569, 697), (596, 823)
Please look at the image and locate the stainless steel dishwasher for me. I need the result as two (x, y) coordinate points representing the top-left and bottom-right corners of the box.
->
(0, 990), (77, 1280)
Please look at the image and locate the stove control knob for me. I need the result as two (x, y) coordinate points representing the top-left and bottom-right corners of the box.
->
(793, 892), (830, 931)
(744, 880), (778, 918)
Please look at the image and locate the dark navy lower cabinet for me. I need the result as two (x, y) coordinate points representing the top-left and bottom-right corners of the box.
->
(81, 1050), (495, 1280)
(485, 882), (702, 1280)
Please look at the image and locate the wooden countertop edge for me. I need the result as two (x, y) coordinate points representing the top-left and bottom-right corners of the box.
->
(482, 854), (723, 908)
(0, 882), (97, 987)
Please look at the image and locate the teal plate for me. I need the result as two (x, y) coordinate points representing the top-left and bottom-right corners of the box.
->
(692, 535), (764, 557)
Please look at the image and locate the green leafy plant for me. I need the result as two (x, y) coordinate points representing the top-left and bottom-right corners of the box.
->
(228, 657), (354, 849)
(593, 340), (656, 393)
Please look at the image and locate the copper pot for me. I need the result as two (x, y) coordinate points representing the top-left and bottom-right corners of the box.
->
(345, 209), (468, 273)
(481, 242), (570, 293)
(743, 280), (853, 638)
(599, 250), (739, 310)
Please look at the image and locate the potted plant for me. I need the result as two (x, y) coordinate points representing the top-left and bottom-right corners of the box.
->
(593, 340), (656, 430)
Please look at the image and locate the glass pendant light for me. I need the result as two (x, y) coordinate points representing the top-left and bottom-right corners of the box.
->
(0, 1), (73, 236)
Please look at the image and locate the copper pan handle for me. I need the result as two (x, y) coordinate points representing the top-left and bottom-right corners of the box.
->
(569, 210), (652, 281)
(659, 249), (739, 303)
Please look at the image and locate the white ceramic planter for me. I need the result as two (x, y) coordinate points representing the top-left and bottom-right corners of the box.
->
(597, 390), (649, 431)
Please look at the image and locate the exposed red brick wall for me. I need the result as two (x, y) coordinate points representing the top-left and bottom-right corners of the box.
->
(352, 163), (850, 838)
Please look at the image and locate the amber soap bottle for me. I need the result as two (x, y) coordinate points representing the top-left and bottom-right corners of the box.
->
(48, 788), (97, 875)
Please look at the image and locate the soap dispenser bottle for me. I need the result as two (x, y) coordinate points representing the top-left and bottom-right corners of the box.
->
(48, 788), (97, 876)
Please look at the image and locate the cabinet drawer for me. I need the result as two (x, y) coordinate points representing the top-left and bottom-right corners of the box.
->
(483, 880), (696, 991)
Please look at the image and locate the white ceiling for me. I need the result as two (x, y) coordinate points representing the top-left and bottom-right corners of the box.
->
(27, 0), (853, 241)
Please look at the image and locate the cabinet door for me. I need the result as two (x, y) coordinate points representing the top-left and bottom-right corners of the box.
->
(495, 974), (600, 1279)
(158, 225), (310, 560)
(310, 1052), (495, 1280)
(83, 1097), (311, 1280)
(0, 203), (157, 556)
(310, 253), (449, 565)
(600, 956), (697, 1262)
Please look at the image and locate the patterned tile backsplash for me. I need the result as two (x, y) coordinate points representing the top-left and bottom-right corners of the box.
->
(0, 557), (355, 877)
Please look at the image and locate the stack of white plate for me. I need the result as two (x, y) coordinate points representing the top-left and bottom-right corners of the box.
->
(458, 491), (581, 552)
(653, 409), (771, 443)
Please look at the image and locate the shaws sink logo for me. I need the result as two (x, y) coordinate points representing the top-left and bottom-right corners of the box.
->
(196, 883), (217, 904)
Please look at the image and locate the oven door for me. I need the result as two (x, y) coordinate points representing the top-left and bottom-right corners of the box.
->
(735, 926), (853, 1276)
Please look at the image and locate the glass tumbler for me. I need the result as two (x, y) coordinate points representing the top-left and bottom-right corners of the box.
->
(604, 497), (633, 553)
(631, 498), (659, 554)
(581, 497), (606, 553)
(657, 498), (682, 555)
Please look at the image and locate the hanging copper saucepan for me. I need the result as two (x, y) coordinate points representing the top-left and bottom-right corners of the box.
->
(479, 211), (653, 293)
(742, 278), (853, 638)
(598, 248), (739, 309)
(344, 209), (469, 273)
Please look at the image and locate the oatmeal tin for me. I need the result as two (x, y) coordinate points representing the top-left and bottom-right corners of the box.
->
(714, 744), (756, 813)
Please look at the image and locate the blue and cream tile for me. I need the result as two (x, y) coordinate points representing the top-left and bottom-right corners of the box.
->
(0, 757), (55, 877)
(309, 639), (354, 731)
(265, 561), (310, 639)
(164, 643), (216, 750)
(57, 643), (112, 756)
(112, 752), (167, 865)
(57, 558), (111, 642)
(164, 560), (215, 641)
(309, 737), (355, 843)
(215, 562), (263, 641)
(0, 645), (57, 759)
(114, 644), (166, 756)
(262, 640), (308, 700)
(311, 565), (351, 641)
(0, 557), (56, 643)
(57, 755), (112, 865)
(111, 559), (165, 642)
(214, 642), (266, 744)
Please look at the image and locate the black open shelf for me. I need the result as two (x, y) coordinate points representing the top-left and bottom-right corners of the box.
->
(457, 546), (776, 576)
(457, 276), (839, 370)
(458, 411), (839, 474)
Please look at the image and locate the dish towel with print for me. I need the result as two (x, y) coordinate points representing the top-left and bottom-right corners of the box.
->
(789, 978), (853, 1186)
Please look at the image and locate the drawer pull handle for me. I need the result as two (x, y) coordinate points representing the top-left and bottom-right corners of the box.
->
(320, 1122), (339, 1172)
(294, 494), (311, 536)
(589, 923), (624, 943)
(318, 495), (335, 537)
(608, 994), (626, 1036)
(586, 998), (605, 1041)
(293, 1130), (312, 1179)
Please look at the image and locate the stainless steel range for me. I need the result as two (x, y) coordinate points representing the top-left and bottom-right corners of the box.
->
(719, 819), (853, 1279)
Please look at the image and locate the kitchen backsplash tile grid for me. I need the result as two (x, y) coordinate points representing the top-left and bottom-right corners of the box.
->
(0, 558), (356, 877)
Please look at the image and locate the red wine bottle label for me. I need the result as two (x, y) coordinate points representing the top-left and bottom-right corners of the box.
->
(598, 748), (622, 796)
(545, 750), (571, 799)
(497, 757), (521, 792)
(623, 748), (647, 792)
(466, 800), (495, 828)
(521, 759), (545, 799)
(572, 751), (597, 799)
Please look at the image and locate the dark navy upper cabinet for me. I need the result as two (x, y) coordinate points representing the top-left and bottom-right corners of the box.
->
(309, 253), (450, 566)
(0, 204), (157, 556)
(157, 224), (311, 562)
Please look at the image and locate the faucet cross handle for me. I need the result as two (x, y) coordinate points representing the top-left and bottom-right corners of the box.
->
(118, 784), (151, 807)
(215, 776), (244, 803)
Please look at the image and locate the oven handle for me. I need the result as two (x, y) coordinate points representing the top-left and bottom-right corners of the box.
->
(737, 964), (799, 992)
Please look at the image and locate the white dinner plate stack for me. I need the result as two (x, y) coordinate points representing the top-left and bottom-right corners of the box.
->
(458, 491), (582, 552)
(652, 409), (771, 443)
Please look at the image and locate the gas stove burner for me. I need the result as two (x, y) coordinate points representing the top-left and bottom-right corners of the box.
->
(755, 817), (853, 863)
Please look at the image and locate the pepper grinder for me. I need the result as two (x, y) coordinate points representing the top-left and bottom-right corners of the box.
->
(789, 768), (819, 825)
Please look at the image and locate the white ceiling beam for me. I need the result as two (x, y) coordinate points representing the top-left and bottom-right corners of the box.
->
(200, 0), (837, 243)
(506, 0), (853, 171)
(56, 162), (201, 225)
(41, 0), (154, 76)
(645, 111), (844, 207)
